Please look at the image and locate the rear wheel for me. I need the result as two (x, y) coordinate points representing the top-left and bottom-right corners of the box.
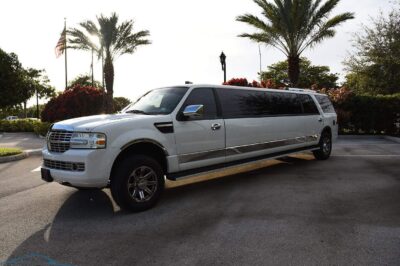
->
(110, 155), (164, 212)
(313, 131), (332, 160)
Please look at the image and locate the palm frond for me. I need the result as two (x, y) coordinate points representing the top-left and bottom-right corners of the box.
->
(67, 28), (93, 51)
(299, 11), (354, 53)
(237, 0), (354, 57)
(236, 14), (271, 32)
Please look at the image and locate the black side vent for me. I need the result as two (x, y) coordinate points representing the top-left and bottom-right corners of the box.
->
(154, 122), (174, 134)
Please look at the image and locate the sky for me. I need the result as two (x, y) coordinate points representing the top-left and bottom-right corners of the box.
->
(0, 0), (395, 106)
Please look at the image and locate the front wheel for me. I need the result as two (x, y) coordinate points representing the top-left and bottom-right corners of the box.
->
(110, 155), (165, 212)
(313, 132), (332, 160)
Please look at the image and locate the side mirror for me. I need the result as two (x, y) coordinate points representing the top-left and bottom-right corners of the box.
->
(182, 104), (204, 118)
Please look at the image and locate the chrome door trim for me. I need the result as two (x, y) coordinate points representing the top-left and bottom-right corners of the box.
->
(178, 148), (226, 164)
(178, 135), (319, 163)
(225, 135), (318, 156)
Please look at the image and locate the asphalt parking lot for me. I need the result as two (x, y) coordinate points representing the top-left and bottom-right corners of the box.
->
(0, 136), (399, 265)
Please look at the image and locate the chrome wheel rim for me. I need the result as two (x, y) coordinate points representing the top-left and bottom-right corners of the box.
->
(322, 137), (331, 154)
(127, 166), (158, 202)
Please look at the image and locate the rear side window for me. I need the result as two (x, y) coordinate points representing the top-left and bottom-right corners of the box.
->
(217, 89), (304, 118)
(299, 94), (319, 114)
(180, 88), (218, 120)
(315, 95), (335, 113)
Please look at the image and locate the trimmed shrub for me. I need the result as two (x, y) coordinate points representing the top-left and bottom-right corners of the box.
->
(33, 122), (51, 136)
(41, 85), (105, 123)
(333, 93), (400, 135)
(0, 119), (50, 136)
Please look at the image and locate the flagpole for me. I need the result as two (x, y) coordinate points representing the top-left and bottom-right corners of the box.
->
(101, 50), (104, 88)
(91, 48), (94, 87)
(258, 44), (262, 81)
(64, 18), (68, 90)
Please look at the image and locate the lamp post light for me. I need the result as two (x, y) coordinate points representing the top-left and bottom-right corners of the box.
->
(219, 51), (226, 83)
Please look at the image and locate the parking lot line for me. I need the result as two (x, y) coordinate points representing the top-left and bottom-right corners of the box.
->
(31, 166), (41, 172)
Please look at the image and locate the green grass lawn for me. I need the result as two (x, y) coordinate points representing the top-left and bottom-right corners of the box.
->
(0, 147), (22, 157)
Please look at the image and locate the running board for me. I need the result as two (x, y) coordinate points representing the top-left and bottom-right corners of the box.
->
(166, 145), (319, 180)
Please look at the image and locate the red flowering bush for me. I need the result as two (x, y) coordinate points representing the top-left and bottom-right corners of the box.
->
(223, 78), (251, 87)
(41, 85), (105, 122)
(223, 78), (283, 89)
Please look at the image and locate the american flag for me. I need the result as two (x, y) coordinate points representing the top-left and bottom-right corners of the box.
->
(55, 29), (66, 58)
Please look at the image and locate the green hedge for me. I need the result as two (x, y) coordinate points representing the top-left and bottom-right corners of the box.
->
(0, 119), (51, 136)
(334, 94), (400, 135)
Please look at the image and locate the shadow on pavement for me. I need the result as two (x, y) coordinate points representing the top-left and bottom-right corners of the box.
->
(4, 155), (400, 265)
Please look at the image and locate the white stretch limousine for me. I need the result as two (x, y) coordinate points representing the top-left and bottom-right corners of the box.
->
(41, 85), (338, 211)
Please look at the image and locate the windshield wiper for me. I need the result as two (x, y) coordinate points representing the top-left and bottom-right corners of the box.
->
(125, 109), (149, 115)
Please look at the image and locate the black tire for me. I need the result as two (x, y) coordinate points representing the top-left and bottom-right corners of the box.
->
(313, 131), (332, 160)
(110, 155), (165, 212)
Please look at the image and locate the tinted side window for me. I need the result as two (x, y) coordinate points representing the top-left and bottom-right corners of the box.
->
(217, 89), (303, 118)
(273, 92), (303, 115)
(217, 89), (269, 118)
(299, 94), (319, 114)
(315, 95), (335, 113)
(181, 88), (217, 120)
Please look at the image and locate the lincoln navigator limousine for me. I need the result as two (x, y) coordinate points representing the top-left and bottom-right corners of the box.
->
(41, 85), (338, 211)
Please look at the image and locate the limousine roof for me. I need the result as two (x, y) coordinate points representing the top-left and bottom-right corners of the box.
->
(183, 84), (326, 96)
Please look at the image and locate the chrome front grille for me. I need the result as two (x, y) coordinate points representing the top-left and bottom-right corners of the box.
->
(48, 130), (73, 153)
(44, 159), (85, 172)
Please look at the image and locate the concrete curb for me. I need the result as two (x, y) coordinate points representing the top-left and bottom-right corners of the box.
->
(384, 135), (400, 144)
(25, 149), (43, 156)
(0, 149), (42, 164)
(0, 152), (28, 163)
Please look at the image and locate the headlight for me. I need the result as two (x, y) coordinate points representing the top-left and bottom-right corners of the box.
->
(70, 132), (107, 149)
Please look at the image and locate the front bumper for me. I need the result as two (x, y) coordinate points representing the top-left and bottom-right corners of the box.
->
(41, 148), (111, 188)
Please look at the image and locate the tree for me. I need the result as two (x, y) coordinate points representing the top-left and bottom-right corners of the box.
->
(344, 6), (400, 95)
(237, 0), (354, 86)
(0, 48), (55, 116)
(113, 97), (131, 112)
(21, 68), (55, 117)
(0, 48), (24, 108)
(67, 13), (151, 113)
(261, 58), (338, 88)
(68, 74), (103, 89)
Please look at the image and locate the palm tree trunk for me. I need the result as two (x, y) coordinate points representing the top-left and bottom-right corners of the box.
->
(288, 56), (300, 87)
(104, 53), (114, 113)
(23, 101), (27, 118)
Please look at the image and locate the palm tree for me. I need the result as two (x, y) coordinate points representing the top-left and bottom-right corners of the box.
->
(67, 13), (151, 113)
(237, 0), (354, 86)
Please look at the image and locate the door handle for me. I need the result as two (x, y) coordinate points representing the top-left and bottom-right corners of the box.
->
(211, 123), (221, 130)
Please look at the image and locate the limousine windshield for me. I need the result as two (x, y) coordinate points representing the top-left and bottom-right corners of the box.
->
(124, 86), (188, 115)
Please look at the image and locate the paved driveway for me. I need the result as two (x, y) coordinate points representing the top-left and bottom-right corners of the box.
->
(0, 132), (44, 151)
(0, 136), (399, 265)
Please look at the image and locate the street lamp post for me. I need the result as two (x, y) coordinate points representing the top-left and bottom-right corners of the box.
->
(219, 52), (226, 83)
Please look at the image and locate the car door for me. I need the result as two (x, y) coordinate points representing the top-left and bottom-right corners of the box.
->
(173, 88), (225, 171)
(297, 94), (324, 145)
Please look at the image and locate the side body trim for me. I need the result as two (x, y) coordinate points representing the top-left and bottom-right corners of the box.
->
(178, 135), (318, 164)
(168, 144), (320, 180)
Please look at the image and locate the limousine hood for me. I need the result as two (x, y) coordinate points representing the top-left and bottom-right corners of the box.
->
(52, 113), (153, 132)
